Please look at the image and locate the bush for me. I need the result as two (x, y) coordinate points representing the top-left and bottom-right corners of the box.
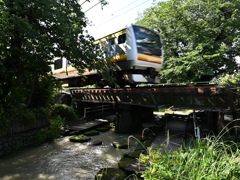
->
(34, 116), (65, 145)
(29, 111), (65, 146)
(211, 73), (240, 86)
(140, 137), (240, 179)
(34, 128), (49, 146)
(48, 116), (65, 140)
(51, 104), (77, 122)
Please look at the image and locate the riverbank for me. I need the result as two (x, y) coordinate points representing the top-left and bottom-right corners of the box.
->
(0, 122), (134, 179)
(0, 113), (190, 179)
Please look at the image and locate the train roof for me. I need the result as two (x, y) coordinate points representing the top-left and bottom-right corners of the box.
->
(94, 27), (127, 44)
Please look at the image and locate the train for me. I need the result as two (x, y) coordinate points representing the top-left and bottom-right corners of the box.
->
(51, 24), (164, 87)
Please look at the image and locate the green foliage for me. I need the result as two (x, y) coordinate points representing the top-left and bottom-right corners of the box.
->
(211, 72), (240, 86)
(34, 128), (49, 146)
(48, 116), (65, 141)
(29, 76), (60, 108)
(0, 0), (107, 131)
(0, 103), (51, 133)
(140, 137), (240, 179)
(52, 104), (77, 122)
(34, 116), (64, 145)
(69, 134), (91, 142)
(84, 130), (100, 136)
(112, 140), (128, 149)
(136, 0), (240, 83)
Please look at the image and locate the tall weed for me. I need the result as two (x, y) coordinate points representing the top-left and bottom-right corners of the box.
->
(140, 135), (240, 179)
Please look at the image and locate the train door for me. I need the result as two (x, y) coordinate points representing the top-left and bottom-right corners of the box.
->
(116, 33), (127, 60)
(109, 38), (116, 57)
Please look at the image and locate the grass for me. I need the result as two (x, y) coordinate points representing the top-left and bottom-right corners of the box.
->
(139, 134), (240, 180)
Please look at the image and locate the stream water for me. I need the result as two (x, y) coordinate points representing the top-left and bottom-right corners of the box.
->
(0, 128), (137, 180)
(0, 117), (187, 180)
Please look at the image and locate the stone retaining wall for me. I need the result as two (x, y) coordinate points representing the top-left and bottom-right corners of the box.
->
(0, 128), (47, 157)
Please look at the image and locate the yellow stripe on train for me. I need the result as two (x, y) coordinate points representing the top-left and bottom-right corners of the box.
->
(110, 54), (127, 62)
(95, 29), (127, 44)
(138, 53), (163, 64)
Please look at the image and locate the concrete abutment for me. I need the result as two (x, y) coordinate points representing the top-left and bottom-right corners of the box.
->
(115, 104), (154, 134)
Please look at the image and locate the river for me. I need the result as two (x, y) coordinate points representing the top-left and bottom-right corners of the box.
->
(0, 128), (136, 180)
(0, 117), (187, 180)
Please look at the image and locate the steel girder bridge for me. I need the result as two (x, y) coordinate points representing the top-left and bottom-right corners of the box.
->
(70, 84), (240, 137)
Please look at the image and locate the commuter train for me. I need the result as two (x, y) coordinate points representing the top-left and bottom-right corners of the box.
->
(51, 24), (163, 87)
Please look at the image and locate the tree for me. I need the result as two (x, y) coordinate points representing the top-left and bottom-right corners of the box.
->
(0, 0), (107, 128)
(136, 0), (240, 83)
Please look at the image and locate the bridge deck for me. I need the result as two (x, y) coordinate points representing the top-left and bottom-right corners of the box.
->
(70, 85), (240, 111)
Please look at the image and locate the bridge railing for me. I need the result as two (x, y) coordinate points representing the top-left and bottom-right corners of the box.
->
(70, 85), (240, 111)
(83, 104), (114, 118)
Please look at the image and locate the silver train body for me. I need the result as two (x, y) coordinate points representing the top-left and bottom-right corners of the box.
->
(51, 24), (163, 87)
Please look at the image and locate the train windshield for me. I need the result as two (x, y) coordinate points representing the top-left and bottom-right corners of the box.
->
(133, 25), (162, 56)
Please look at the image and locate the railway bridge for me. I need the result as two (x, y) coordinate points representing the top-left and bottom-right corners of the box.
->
(70, 84), (240, 137)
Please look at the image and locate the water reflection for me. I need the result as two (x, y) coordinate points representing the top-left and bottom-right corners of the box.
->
(0, 129), (135, 180)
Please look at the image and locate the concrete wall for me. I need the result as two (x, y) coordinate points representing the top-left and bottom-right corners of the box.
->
(115, 104), (154, 134)
(0, 128), (47, 157)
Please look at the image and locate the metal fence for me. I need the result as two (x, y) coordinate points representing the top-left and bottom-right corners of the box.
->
(83, 104), (114, 118)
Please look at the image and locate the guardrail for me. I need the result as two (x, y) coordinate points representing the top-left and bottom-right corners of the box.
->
(83, 104), (114, 118)
(70, 85), (240, 111)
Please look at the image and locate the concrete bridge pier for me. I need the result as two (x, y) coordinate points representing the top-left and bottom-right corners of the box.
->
(76, 102), (86, 117)
(115, 104), (154, 134)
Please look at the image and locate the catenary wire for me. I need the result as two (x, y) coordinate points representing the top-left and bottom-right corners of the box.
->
(88, 0), (151, 30)
(84, 1), (102, 13)
(80, 0), (89, 6)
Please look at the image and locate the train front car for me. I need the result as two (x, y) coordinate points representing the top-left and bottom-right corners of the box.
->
(115, 25), (163, 86)
(51, 25), (163, 87)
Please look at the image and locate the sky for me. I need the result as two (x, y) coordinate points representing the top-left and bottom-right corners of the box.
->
(80, 0), (240, 63)
(81, 0), (159, 39)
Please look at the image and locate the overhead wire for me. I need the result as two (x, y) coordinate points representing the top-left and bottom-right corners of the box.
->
(88, 0), (151, 31)
(103, 0), (141, 17)
(90, 0), (141, 26)
(80, 0), (89, 6)
(84, 1), (102, 13)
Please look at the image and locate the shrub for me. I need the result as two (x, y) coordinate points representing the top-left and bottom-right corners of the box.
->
(34, 128), (49, 146)
(48, 116), (65, 140)
(140, 137), (240, 179)
(51, 104), (77, 122)
(33, 116), (65, 145)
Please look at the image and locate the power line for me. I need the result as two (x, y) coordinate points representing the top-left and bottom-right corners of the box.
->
(84, 0), (109, 13)
(84, 1), (102, 13)
(85, 0), (141, 15)
(89, 0), (151, 31)
(86, 0), (141, 29)
(107, 0), (141, 17)
(80, 0), (89, 6)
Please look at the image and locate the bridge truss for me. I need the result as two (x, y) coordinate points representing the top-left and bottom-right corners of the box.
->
(70, 84), (240, 137)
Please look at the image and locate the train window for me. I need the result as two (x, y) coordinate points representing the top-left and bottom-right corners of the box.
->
(133, 25), (161, 48)
(118, 34), (126, 44)
(100, 41), (107, 49)
(54, 58), (63, 70)
(99, 40), (110, 58)
(133, 25), (162, 56)
(110, 38), (115, 45)
(109, 38), (116, 56)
